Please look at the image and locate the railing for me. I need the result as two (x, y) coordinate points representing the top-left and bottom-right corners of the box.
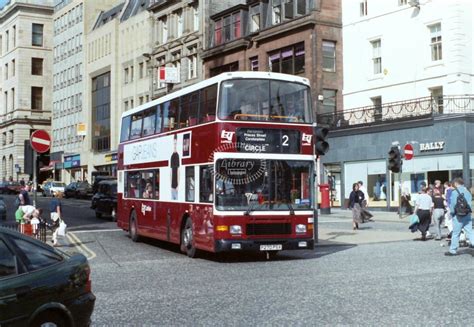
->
(0, 220), (47, 243)
(317, 96), (474, 129)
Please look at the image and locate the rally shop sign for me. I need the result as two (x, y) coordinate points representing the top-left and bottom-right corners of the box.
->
(30, 130), (51, 153)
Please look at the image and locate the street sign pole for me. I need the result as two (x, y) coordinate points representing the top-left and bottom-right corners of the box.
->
(398, 167), (402, 220)
(33, 151), (37, 207)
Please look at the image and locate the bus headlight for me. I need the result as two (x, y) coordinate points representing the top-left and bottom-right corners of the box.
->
(230, 225), (242, 235)
(296, 224), (307, 234)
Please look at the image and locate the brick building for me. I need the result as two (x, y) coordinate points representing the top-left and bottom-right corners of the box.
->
(202, 0), (343, 117)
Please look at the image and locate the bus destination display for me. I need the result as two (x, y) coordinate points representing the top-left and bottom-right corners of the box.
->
(236, 128), (300, 154)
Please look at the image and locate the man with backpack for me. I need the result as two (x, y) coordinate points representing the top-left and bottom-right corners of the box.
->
(445, 178), (474, 256)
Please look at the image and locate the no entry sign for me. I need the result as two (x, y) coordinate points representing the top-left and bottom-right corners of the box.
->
(30, 130), (51, 153)
(403, 143), (414, 160)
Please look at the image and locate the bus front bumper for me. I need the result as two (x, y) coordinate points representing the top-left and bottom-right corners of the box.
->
(214, 238), (314, 252)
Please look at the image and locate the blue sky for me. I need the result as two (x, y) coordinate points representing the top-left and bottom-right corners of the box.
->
(0, 0), (9, 9)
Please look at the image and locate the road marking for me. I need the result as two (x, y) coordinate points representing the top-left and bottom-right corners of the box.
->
(67, 232), (97, 260)
(71, 228), (122, 233)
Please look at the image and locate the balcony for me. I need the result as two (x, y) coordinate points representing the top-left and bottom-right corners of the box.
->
(317, 96), (474, 129)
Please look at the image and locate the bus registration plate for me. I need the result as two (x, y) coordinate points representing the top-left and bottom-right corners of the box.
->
(260, 244), (282, 251)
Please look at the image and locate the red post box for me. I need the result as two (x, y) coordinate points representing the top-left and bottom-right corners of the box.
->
(319, 183), (331, 214)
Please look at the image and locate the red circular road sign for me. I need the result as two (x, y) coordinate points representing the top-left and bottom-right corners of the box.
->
(30, 130), (51, 153)
(404, 143), (414, 160)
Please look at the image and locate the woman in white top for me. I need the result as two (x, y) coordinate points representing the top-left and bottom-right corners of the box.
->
(414, 187), (433, 241)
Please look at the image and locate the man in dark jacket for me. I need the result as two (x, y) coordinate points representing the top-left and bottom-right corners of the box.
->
(445, 178), (474, 256)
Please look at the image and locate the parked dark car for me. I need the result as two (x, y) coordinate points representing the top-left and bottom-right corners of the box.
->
(92, 176), (115, 194)
(0, 197), (6, 220)
(91, 180), (117, 221)
(0, 181), (9, 194)
(76, 181), (94, 199)
(0, 227), (95, 326)
(64, 181), (79, 198)
(6, 182), (22, 194)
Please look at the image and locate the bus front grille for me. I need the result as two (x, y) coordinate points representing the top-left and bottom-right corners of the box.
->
(246, 223), (292, 236)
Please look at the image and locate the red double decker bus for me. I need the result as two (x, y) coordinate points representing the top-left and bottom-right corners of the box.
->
(117, 72), (316, 257)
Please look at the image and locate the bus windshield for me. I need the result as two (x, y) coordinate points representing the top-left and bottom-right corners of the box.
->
(215, 159), (313, 211)
(218, 79), (311, 123)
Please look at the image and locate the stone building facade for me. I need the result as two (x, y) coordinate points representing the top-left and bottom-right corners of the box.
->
(52, 0), (118, 183)
(0, 0), (54, 182)
(81, 0), (153, 181)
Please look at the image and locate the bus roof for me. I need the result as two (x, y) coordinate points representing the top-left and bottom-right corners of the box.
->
(121, 71), (310, 119)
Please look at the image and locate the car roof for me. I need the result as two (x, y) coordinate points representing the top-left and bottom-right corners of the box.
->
(0, 227), (59, 253)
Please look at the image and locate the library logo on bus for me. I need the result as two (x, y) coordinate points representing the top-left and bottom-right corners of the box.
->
(209, 142), (266, 185)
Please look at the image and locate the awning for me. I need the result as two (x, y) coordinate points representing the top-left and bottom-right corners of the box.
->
(39, 161), (60, 172)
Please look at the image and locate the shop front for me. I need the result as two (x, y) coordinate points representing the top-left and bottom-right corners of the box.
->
(321, 116), (474, 210)
(64, 154), (87, 182)
(94, 152), (117, 177)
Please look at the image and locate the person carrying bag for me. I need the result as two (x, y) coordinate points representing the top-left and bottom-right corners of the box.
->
(49, 192), (66, 246)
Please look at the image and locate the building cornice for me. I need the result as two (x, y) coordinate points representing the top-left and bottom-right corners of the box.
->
(201, 38), (250, 60)
(0, 3), (54, 23)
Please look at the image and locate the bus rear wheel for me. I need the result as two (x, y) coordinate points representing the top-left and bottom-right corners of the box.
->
(181, 217), (197, 258)
(129, 211), (140, 242)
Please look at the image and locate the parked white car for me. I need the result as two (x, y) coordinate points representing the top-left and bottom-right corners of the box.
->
(42, 181), (66, 197)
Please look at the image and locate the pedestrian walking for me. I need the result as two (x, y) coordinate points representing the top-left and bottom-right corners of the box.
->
(414, 187), (433, 241)
(358, 181), (369, 208)
(445, 178), (474, 256)
(400, 188), (413, 215)
(49, 192), (63, 246)
(431, 188), (445, 240)
(349, 183), (364, 230)
(443, 182), (454, 238)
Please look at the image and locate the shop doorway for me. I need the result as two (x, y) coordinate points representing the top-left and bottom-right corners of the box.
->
(427, 170), (449, 186)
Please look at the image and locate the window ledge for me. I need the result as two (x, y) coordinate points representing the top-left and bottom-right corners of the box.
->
(424, 62), (444, 70)
(368, 74), (383, 81)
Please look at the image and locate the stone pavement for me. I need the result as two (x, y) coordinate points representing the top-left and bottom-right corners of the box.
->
(316, 208), (417, 246)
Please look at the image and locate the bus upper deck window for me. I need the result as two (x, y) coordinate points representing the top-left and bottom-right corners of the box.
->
(120, 116), (131, 142)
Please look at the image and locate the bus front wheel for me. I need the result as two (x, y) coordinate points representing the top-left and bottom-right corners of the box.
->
(129, 211), (140, 242)
(181, 217), (197, 258)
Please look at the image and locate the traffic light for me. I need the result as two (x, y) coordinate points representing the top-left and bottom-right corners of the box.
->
(314, 126), (329, 156)
(388, 146), (402, 173)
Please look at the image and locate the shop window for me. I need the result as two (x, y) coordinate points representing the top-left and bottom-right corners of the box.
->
(198, 84), (217, 124)
(200, 165), (213, 203)
(186, 167), (195, 202)
(130, 112), (143, 140)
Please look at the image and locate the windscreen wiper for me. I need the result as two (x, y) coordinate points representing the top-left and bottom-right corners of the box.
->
(244, 202), (257, 216)
(286, 201), (295, 215)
